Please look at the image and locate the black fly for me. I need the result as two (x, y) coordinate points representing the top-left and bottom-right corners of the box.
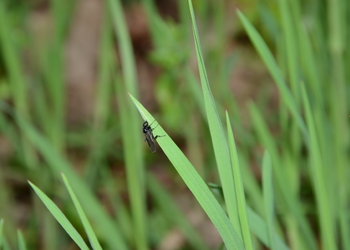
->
(143, 120), (164, 153)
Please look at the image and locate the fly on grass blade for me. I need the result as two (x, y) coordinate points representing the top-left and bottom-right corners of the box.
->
(142, 121), (164, 153)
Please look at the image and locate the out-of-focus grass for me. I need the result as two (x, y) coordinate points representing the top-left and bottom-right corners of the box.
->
(0, 0), (349, 249)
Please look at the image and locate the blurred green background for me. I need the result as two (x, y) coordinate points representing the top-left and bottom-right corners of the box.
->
(0, 0), (349, 249)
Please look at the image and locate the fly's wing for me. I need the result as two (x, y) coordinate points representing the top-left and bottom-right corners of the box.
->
(145, 133), (157, 153)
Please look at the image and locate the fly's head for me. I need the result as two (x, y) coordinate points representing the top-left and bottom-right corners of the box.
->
(143, 121), (150, 133)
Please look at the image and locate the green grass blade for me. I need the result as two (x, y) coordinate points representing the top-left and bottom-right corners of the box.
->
(236, 10), (308, 143)
(301, 84), (337, 250)
(187, 0), (240, 235)
(277, 0), (300, 104)
(107, 0), (147, 248)
(226, 112), (253, 250)
(0, 219), (4, 247)
(115, 78), (146, 250)
(28, 181), (90, 250)
(249, 102), (317, 250)
(247, 207), (289, 250)
(17, 230), (27, 250)
(85, 12), (114, 184)
(14, 114), (127, 250)
(129, 94), (244, 250)
(0, 2), (27, 116)
(61, 173), (102, 250)
(107, 0), (137, 95)
(0, 1), (37, 169)
(262, 151), (276, 250)
(0, 237), (10, 250)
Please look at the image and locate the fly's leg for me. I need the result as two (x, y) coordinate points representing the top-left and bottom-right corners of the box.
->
(154, 135), (165, 140)
(149, 120), (156, 127)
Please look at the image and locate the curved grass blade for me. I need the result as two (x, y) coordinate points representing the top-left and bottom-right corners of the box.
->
(226, 112), (253, 250)
(0, 220), (11, 250)
(28, 181), (90, 250)
(249, 102), (316, 250)
(301, 84), (337, 250)
(13, 113), (127, 250)
(61, 173), (102, 250)
(187, 0), (240, 236)
(247, 207), (289, 250)
(129, 94), (244, 250)
(0, 219), (4, 247)
(107, 0), (147, 247)
(237, 10), (308, 144)
(262, 151), (276, 250)
(0, 102), (126, 249)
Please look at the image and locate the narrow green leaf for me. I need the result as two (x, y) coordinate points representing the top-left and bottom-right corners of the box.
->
(107, 0), (137, 94)
(28, 181), (90, 250)
(14, 114), (127, 250)
(247, 207), (289, 250)
(61, 173), (102, 250)
(17, 230), (27, 250)
(0, 219), (4, 247)
(0, 1), (37, 169)
(277, 0), (300, 103)
(262, 151), (276, 250)
(107, 0), (147, 248)
(249, 102), (317, 250)
(129, 94), (244, 250)
(188, 0), (240, 236)
(226, 112), (253, 250)
(236, 10), (308, 143)
(301, 84), (337, 250)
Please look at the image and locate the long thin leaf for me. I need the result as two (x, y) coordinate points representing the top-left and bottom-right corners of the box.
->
(61, 173), (102, 250)
(237, 10), (308, 143)
(262, 151), (276, 250)
(17, 230), (27, 250)
(129, 94), (244, 250)
(247, 207), (289, 250)
(188, 0), (240, 237)
(0, 219), (4, 248)
(15, 114), (127, 250)
(226, 112), (253, 250)
(28, 181), (90, 250)
(107, 0), (147, 248)
(301, 84), (337, 250)
(249, 102), (317, 250)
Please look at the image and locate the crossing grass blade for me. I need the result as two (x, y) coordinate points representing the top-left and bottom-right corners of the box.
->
(129, 94), (244, 250)
(61, 173), (102, 250)
(187, 0), (241, 236)
(262, 151), (276, 250)
(28, 181), (90, 250)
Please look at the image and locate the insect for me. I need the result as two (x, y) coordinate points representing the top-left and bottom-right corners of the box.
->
(143, 120), (164, 153)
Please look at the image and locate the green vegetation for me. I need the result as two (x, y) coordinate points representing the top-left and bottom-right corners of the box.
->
(0, 0), (349, 249)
